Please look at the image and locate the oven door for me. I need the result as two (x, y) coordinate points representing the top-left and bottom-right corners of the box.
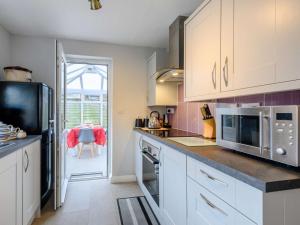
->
(217, 107), (271, 158)
(142, 151), (160, 206)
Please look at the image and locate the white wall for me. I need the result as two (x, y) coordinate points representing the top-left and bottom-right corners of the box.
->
(10, 35), (56, 88)
(61, 39), (158, 178)
(0, 25), (11, 79)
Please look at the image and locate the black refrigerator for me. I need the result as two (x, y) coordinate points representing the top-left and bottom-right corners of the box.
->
(0, 81), (54, 208)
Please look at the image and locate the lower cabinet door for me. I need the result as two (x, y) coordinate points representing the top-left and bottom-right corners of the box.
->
(23, 142), (40, 225)
(0, 151), (22, 225)
(135, 132), (143, 185)
(187, 178), (255, 225)
(161, 146), (187, 225)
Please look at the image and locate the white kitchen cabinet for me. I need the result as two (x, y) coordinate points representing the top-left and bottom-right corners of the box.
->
(147, 74), (178, 106)
(185, 0), (221, 100)
(220, 0), (234, 91)
(0, 151), (22, 225)
(276, 0), (300, 83)
(187, 155), (300, 225)
(147, 51), (168, 78)
(23, 141), (41, 225)
(134, 132), (143, 186)
(187, 178), (256, 225)
(185, 0), (300, 101)
(233, 0), (276, 89)
(160, 145), (187, 225)
(147, 52), (178, 106)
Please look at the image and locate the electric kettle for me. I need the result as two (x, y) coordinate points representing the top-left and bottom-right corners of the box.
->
(148, 111), (161, 129)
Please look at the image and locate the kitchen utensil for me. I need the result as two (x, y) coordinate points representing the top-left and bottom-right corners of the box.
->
(16, 130), (27, 139)
(3, 66), (32, 82)
(148, 111), (161, 129)
(135, 117), (144, 128)
(144, 117), (149, 128)
(202, 118), (216, 138)
(163, 114), (171, 128)
(200, 106), (207, 120)
(203, 104), (213, 119)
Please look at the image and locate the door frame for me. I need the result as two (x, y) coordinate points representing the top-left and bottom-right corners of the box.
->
(65, 54), (113, 180)
(54, 41), (67, 209)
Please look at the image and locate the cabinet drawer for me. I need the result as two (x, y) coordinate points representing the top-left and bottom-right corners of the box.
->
(187, 157), (235, 206)
(187, 178), (256, 225)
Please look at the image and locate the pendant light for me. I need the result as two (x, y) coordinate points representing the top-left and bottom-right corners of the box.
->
(89, 0), (102, 10)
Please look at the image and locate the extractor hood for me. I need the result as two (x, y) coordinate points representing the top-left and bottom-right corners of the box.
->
(156, 16), (187, 83)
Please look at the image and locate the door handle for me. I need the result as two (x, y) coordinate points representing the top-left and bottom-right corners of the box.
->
(200, 169), (228, 186)
(259, 112), (270, 155)
(222, 57), (229, 87)
(211, 62), (217, 89)
(24, 150), (29, 173)
(200, 193), (228, 217)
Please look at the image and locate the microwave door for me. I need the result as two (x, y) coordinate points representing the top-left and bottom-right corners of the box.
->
(222, 115), (239, 143)
(239, 112), (270, 158)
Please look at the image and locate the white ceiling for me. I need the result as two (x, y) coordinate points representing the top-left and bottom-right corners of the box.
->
(0, 0), (203, 48)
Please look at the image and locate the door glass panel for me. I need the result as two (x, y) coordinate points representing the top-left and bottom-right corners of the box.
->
(240, 116), (260, 147)
(222, 115), (239, 142)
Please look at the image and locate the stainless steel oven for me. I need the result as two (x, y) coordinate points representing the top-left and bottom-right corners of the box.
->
(142, 140), (160, 206)
(216, 105), (300, 166)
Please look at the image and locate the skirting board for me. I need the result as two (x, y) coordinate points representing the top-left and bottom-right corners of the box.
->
(110, 175), (137, 184)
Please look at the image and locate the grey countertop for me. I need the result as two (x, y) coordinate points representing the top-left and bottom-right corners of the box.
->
(0, 135), (42, 159)
(135, 128), (300, 192)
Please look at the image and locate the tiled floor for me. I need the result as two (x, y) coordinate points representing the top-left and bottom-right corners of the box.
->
(66, 145), (107, 178)
(32, 179), (143, 225)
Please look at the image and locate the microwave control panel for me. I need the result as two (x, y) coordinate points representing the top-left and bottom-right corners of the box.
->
(272, 106), (299, 166)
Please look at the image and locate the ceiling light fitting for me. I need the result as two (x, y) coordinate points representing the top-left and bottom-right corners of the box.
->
(89, 0), (102, 10)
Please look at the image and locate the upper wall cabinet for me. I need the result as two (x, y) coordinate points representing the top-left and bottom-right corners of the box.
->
(185, 0), (221, 99)
(232, 0), (276, 90)
(147, 51), (178, 106)
(185, 0), (300, 101)
(276, 0), (300, 83)
(147, 51), (168, 78)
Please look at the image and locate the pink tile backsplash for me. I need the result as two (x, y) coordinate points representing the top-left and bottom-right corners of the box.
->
(187, 102), (199, 134)
(170, 84), (217, 135)
(170, 83), (300, 135)
(219, 90), (300, 106)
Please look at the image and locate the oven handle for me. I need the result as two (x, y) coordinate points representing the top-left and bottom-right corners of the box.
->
(142, 152), (159, 165)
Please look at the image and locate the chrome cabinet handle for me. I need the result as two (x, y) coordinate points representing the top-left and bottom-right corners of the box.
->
(200, 169), (228, 186)
(24, 150), (29, 173)
(222, 57), (229, 87)
(200, 193), (228, 217)
(211, 62), (217, 89)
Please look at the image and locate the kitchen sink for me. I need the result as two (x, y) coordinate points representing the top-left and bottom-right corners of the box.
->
(167, 137), (216, 147)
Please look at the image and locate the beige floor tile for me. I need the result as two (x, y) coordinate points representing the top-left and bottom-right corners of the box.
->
(32, 179), (142, 225)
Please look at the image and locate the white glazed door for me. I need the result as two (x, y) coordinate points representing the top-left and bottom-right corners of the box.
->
(276, 0), (300, 82)
(185, 0), (221, 99)
(233, 0), (276, 89)
(55, 41), (68, 209)
(161, 146), (187, 225)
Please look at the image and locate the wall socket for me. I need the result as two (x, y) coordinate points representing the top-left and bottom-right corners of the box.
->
(166, 107), (175, 114)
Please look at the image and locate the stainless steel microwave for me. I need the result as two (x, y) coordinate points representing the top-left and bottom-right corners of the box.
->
(216, 105), (300, 166)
